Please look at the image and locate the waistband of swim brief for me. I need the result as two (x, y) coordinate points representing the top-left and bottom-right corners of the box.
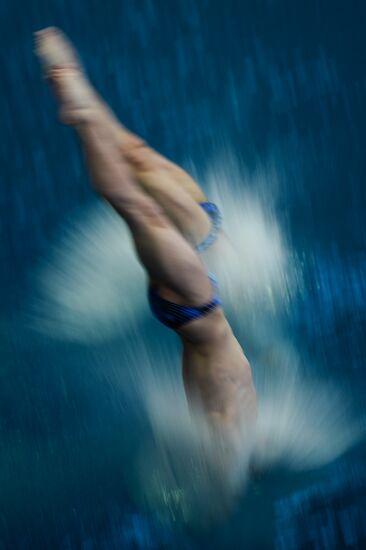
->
(195, 202), (222, 253)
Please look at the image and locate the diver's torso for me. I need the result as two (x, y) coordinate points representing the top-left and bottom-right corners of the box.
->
(180, 313), (256, 431)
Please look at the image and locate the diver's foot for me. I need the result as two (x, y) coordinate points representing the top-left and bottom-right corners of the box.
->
(34, 27), (99, 124)
(34, 27), (82, 72)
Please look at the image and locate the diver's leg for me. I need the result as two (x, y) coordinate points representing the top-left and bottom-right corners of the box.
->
(34, 27), (211, 246)
(34, 39), (212, 302)
(76, 119), (212, 303)
(114, 130), (212, 247)
(107, 125), (207, 203)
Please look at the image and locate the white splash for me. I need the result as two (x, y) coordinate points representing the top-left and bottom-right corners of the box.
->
(251, 341), (364, 471)
(204, 159), (296, 315)
(118, 339), (363, 528)
(30, 160), (299, 341)
(31, 201), (146, 341)
(29, 160), (363, 526)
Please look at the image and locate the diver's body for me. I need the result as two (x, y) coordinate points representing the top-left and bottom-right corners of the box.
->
(34, 28), (257, 443)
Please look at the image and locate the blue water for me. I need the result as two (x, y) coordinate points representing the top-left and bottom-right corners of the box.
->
(1, 1), (366, 548)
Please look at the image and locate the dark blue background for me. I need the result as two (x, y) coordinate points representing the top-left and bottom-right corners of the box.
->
(1, 0), (366, 548)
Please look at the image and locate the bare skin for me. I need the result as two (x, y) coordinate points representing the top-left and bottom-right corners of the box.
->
(34, 28), (257, 443)
(35, 28), (210, 247)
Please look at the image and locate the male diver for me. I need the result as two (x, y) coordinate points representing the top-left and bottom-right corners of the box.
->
(34, 28), (257, 453)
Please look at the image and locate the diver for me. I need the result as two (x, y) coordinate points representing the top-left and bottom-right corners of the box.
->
(34, 27), (257, 455)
